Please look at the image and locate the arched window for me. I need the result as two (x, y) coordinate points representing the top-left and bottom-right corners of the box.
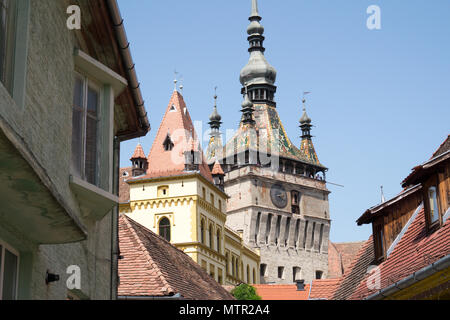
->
(159, 217), (171, 242)
(163, 134), (174, 151)
(209, 224), (214, 249)
(247, 265), (250, 283)
(216, 228), (221, 253)
(253, 268), (256, 284)
(200, 219), (205, 244)
(232, 257), (235, 276)
(225, 252), (229, 275)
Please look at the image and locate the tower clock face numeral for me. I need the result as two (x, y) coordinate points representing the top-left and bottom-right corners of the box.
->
(270, 184), (287, 208)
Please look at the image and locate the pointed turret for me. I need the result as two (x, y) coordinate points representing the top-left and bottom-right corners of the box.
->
(211, 161), (225, 191)
(206, 91), (224, 164)
(241, 88), (255, 125)
(299, 98), (320, 165)
(141, 87), (213, 182)
(130, 143), (148, 177)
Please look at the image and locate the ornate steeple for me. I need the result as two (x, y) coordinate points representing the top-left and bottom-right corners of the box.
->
(206, 91), (224, 164)
(130, 143), (148, 177)
(299, 97), (320, 164)
(241, 88), (255, 125)
(300, 98), (312, 139)
(239, 0), (277, 106)
(208, 91), (222, 132)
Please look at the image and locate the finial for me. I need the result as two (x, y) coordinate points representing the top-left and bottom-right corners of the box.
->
(179, 76), (184, 93)
(251, 0), (260, 18)
(300, 92), (312, 126)
(209, 87), (222, 126)
(174, 69), (179, 91)
(214, 86), (218, 105)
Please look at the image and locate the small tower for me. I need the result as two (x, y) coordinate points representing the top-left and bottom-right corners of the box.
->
(299, 97), (321, 169)
(206, 90), (223, 164)
(300, 98), (312, 139)
(130, 143), (148, 177)
(184, 130), (202, 172)
(211, 161), (225, 191)
(241, 88), (255, 126)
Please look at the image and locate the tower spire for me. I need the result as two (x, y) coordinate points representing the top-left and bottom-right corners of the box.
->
(251, 0), (260, 19)
(241, 87), (255, 125)
(240, 0), (277, 106)
(208, 87), (222, 132)
(299, 94), (320, 164)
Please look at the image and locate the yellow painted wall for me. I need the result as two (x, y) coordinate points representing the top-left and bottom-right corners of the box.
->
(121, 174), (260, 286)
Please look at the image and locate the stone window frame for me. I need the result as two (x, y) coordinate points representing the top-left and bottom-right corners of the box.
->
(0, 238), (20, 300)
(71, 71), (102, 186)
(69, 49), (127, 220)
(0, 0), (30, 107)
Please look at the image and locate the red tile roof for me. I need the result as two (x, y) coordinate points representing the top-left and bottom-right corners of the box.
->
(118, 214), (234, 300)
(131, 90), (213, 183)
(119, 167), (132, 203)
(432, 134), (450, 158)
(309, 278), (341, 300)
(253, 284), (310, 300)
(328, 241), (366, 279)
(332, 237), (375, 300)
(254, 279), (341, 300)
(211, 161), (224, 175)
(130, 143), (147, 160)
(349, 208), (450, 300)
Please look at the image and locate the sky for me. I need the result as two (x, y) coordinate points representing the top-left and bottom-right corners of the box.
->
(117, 0), (450, 243)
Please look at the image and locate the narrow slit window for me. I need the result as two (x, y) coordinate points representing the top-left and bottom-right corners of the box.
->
(159, 217), (171, 242)
(428, 186), (440, 224)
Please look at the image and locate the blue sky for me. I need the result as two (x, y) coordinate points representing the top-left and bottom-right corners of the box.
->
(117, 0), (450, 243)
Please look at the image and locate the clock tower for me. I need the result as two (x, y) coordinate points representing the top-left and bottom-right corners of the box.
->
(207, 0), (331, 284)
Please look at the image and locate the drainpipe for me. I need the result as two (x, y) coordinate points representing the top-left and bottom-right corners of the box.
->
(105, 0), (151, 137)
(110, 136), (120, 300)
(365, 254), (450, 300)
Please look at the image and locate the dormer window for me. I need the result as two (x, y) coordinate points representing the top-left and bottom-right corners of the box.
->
(169, 104), (176, 112)
(373, 221), (385, 262)
(163, 135), (174, 151)
(427, 186), (440, 225)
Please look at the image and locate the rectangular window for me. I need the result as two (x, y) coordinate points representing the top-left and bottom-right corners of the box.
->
(0, 241), (19, 300)
(260, 264), (267, 277)
(428, 186), (440, 225)
(373, 223), (385, 261)
(315, 270), (323, 280)
(0, 0), (17, 93)
(72, 73), (101, 186)
(277, 266), (284, 279)
(293, 267), (301, 282)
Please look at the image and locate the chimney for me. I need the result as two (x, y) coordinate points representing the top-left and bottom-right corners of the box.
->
(295, 279), (305, 291)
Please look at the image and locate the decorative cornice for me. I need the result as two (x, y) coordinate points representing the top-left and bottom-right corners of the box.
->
(175, 242), (226, 262)
(198, 197), (227, 222)
(130, 195), (197, 211)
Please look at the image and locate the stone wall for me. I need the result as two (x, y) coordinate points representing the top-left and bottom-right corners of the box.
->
(224, 165), (331, 284)
(0, 0), (115, 299)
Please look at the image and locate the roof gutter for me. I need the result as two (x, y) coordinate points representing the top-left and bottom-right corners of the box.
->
(365, 254), (450, 300)
(118, 293), (183, 300)
(105, 0), (151, 139)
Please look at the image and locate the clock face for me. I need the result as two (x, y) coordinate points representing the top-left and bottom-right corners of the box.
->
(270, 184), (287, 208)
